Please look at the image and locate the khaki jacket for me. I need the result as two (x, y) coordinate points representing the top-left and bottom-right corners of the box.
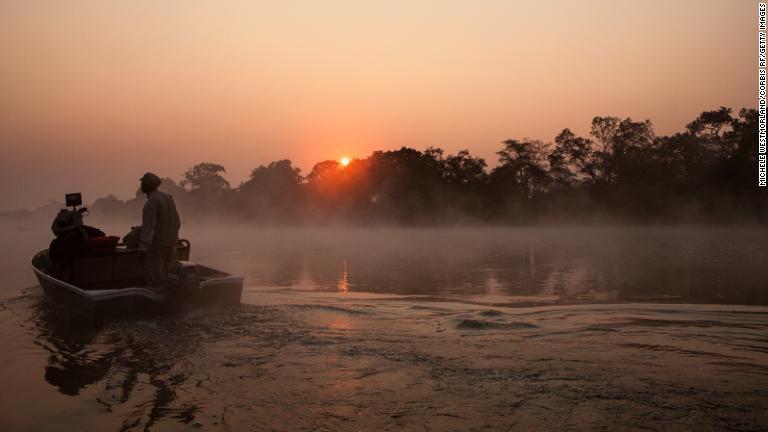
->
(140, 190), (181, 250)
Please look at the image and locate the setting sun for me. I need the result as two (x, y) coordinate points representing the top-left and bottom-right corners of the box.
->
(340, 157), (350, 167)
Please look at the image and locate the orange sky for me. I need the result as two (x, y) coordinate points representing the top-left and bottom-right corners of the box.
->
(0, 0), (755, 210)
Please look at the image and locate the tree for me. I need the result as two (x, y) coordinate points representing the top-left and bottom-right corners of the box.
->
(246, 160), (302, 189)
(686, 106), (733, 137)
(547, 147), (576, 190)
(554, 128), (598, 183)
(493, 139), (550, 200)
(587, 116), (654, 186)
(181, 162), (230, 192)
(307, 160), (342, 185)
(239, 160), (303, 220)
(180, 162), (230, 210)
(443, 149), (487, 187)
(365, 147), (446, 222)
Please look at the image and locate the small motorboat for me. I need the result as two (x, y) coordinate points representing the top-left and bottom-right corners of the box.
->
(30, 192), (244, 321)
(31, 239), (244, 322)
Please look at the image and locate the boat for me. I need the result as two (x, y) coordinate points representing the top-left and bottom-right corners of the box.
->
(31, 239), (244, 321)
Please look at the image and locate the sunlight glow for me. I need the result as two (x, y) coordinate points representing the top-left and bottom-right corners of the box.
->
(340, 157), (351, 167)
(338, 259), (349, 293)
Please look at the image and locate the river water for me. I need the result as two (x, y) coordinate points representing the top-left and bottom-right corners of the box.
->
(0, 224), (767, 431)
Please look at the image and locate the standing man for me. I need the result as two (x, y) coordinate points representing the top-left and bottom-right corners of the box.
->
(138, 172), (181, 289)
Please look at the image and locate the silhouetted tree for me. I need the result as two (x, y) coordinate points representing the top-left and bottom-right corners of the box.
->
(554, 128), (598, 183)
(586, 116), (655, 186)
(179, 162), (230, 212)
(181, 162), (230, 192)
(485, 139), (551, 221)
(687, 106), (733, 137)
(239, 160), (303, 221)
(494, 139), (550, 199)
(365, 147), (445, 223)
(444, 149), (487, 187)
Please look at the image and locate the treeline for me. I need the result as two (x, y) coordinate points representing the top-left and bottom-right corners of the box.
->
(64, 107), (768, 224)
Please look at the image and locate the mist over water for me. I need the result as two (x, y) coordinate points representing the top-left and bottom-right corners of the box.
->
(1, 222), (768, 430)
(186, 225), (768, 306)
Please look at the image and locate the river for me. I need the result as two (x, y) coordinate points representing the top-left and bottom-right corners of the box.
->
(1, 224), (766, 431)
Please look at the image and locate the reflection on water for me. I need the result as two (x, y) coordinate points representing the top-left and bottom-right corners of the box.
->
(28, 297), (201, 430)
(36, 307), (112, 396)
(193, 227), (768, 306)
(337, 259), (350, 293)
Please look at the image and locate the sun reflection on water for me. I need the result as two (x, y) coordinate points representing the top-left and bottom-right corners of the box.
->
(338, 259), (349, 293)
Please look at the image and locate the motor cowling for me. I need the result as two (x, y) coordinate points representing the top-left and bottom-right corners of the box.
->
(165, 260), (201, 292)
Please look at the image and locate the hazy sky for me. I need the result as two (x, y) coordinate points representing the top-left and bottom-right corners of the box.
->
(0, 0), (755, 211)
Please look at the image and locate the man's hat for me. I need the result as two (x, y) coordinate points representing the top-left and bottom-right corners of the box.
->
(51, 209), (83, 236)
(139, 172), (162, 189)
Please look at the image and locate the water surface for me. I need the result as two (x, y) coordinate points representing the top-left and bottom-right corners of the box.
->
(1, 225), (767, 431)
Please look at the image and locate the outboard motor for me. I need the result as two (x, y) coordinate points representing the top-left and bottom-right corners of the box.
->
(165, 260), (201, 293)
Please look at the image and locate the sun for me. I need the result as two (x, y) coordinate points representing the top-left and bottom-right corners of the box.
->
(340, 157), (351, 167)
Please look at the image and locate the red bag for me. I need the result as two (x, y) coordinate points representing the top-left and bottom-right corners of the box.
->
(87, 235), (120, 254)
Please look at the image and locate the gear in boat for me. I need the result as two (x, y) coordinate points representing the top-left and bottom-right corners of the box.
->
(30, 193), (243, 321)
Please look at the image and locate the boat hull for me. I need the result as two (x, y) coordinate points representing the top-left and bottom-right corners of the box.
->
(31, 250), (244, 321)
